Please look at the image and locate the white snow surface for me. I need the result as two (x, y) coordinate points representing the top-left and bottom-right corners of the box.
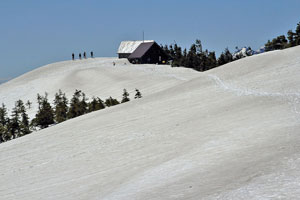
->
(117, 40), (154, 54)
(1, 46), (300, 199)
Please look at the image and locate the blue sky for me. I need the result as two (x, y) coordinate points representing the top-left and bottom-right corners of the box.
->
(0, 0), (300, 80)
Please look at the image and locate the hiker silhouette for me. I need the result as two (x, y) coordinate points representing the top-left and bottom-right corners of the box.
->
(79, 53), (82, 59)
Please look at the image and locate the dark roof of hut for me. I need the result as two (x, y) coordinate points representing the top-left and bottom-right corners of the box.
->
(128, 42), (155, 59)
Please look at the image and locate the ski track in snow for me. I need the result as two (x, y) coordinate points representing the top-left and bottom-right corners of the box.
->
(207, 74), (300, 119)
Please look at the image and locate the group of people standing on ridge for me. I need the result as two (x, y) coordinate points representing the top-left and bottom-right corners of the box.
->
(72, 51), (94, 60)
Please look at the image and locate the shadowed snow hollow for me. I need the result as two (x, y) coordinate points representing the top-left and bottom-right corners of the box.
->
(1, 46), (300, 200)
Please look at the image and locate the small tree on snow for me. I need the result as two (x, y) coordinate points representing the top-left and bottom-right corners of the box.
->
(54, 89), (69, 123)
(121, 89), (130, 103)
(134, 89), (142, 99)
(88, 97), (105, 112)
(34, 93), (54, 129)
(105, 97), (120, 107)
(67, 90), (88, 119)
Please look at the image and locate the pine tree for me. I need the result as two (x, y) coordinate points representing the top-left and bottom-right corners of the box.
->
(97, 97), (105, 110)
(217, 52), (226, 66)
(134, 89), (142, 99)
(276, 35), (288, 49)
(265, 35), (288, 51)
(88, 97), (105, 112)
(207, 51), (217, 70)
(105, 97), (120, 107)
(0, 103), (8, 127)
(0, 104), (9, 142)
(186, 44), (199, 69)
(163, 45), (171, 60)
(287, 30), (296, 47)
(121, 89), (130, 103)
(295, 22), (300, 45)
(35, 93), (54, 129)
(224, 48), (233, 63)
(181, 48), (187, 67)
(68, 90), (88, 119)
(54, 89), (69, 123)
(10, 101), (21, 138)
(265, 40), (273, 51)
(172, 44), (183, 67)
(0, 124), (7, 143)
(218, 48), (233, 66)
(16, 100), (30, 136)
(169, 45), (175, 59)
(80, 93), (88, 114)
(88, 97), (98, 112)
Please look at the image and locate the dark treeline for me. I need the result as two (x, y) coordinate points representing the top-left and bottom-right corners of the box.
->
(161, 39), (221, 71)
(265, 22), (300, 51)
(0, 88), (142, 143)
(162, 21), (300, 71)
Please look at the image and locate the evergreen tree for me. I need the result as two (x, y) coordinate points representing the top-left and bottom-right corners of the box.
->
(0, 124), (7, 143)
(17, 100), (30, 136)
(172, 44), (183, 67)
(0, 104), (9, 142)
(10, 102), (21, 138)
(169, 45), (175, 59)
(163, 45), (171, 60)
(224, 48), (233, 62)
(80, 93), (88, 114)
(88, 97), (105, 112)
(218, 48), (233, 66)
(295, 22), (300, 45)
(276, 35), (288, 49)
(207, 51), (217, 70)
(0, 103), (8, 127)
(121, 89), (130, 103)
(265, 40), (273, 51)
(105, 97), (120, 107)
(97, 97), (105, 110)
(88, 97), (98, 112)
(68, 90), (88, 119)
(287, 30), (296, 47)
(181, 48), (187, 67)
(54, 89), (69, 123)
(186, 44), (199, 69)
(134, 89), (142, 99)
(35, 93), (54, 129)
(265, 35), (288, 51)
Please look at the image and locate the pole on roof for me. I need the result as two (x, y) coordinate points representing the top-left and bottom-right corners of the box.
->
(143, 31), (144, 43)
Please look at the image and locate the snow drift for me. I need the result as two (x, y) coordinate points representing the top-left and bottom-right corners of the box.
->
(1, 46), (300, 199)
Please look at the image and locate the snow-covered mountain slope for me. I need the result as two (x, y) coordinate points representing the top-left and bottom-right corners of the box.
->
(1, 46), (300, 199)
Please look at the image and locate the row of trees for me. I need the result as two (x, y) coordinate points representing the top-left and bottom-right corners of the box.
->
(162, 21), (300, 71)
(161, 40), (234, 72)
(265, 22), (300, 51)
(0, 88), (142, 143)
